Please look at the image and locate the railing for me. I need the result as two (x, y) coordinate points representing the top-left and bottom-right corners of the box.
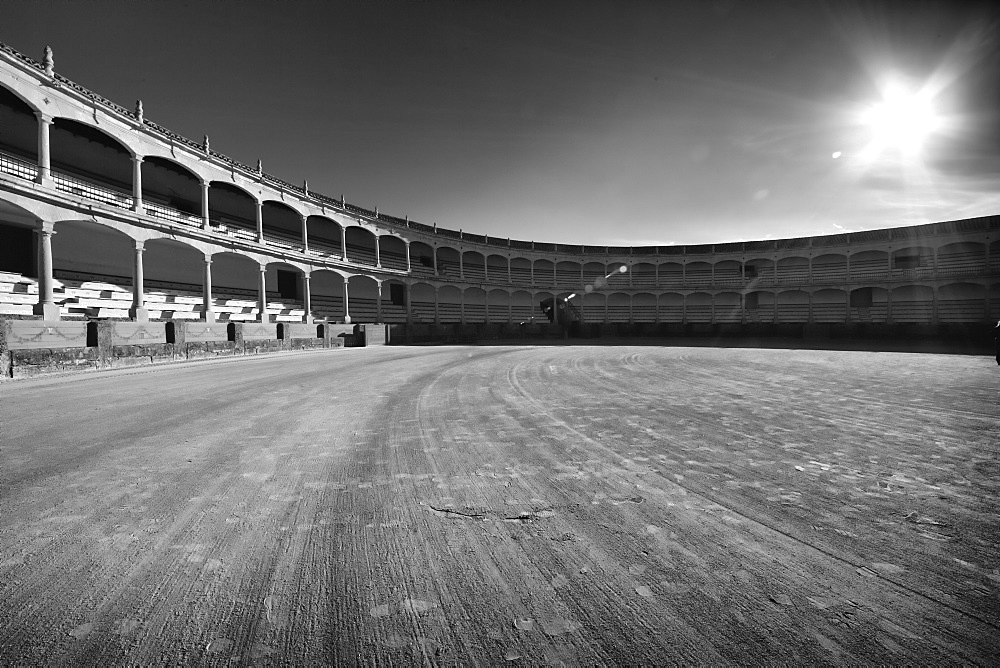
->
(53, 171), (133, 210)
(145, 201), (202, 228)
(0, 151), (37, 180)
(213, 222), (257, 242)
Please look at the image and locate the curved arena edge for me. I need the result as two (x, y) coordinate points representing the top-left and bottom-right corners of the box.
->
(0, 42), (997, 380)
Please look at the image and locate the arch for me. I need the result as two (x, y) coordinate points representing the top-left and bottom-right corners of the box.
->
(464, 286), (487, 323)
(487, 254), (510, 284)
(775, 256), (809, 283)
(409, 241), (436, 278)
(208, 181), (258, 241)
(510, 256), (532, 285)
(50, 118), (134, 208)
(632, 292), (657, 322)
(582, 261), (607, 290)
(776, 289), (809, 322)
(51, 219), (136, 285)
(605, 262), (630, 290)
(581, 290), (607, 324)
(345, 226), (378, 267)
(436, 246), (461, 280)
(937, 241), (986, 277)
(631, 262), (656, 288)
(657, 261), (683, 288)
(744, 290), (775, 323)
(890, 284), (934, 323)
(685, 261), (712, 286)
(533, 259), (555, 287)
(938, 282), (986, 322)
(685, 291), (713, 322)
(378, 234), (408, 272)
(141, 155), (201, 219)
(488, 288), (511, 322)
(347, 274), (380, 322)
(555, 260), (582, 288)
(141, 238), (211, 321)
(657, 292), (683, 323)
(891, 245), (934, 270)
(436, 284), (463, 324)
(0, 83), (39, 162)
(462, 250), (487, 282)
(812, 253), (847, 282)
(511, 290), (536, 323)
(849, 249), (889, 279)
(812, 288), (848, 322)
(607, 292), (631, 323)
(713, 260), (742, 286)
(744, 258), (775, 285)
(714, 291), (741, 323)
(307, 215), (343, 259)
(379, 278), (408, 323)
(261, 200), (304, 251)
(850, 286), (889, 323)
(409, 282), (438, 324)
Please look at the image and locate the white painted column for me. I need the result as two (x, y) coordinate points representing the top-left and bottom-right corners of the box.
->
(459, 252), (465, 280)
(375, 236), (382, 268)
(129, 240), (148, 321)
(201, 180), (210, 230)
(507, 257), (512, 283)
(460, 290), (466, 324)
(302, 272), (312, 323)
(32, 222), (59, 320)
(341, 226), (348, 261)
(434, 287), (440, 325)
(203, 255), (215, 322)
(405, 282), (412, 324)
(342, 277), (352, 324)
(433, 247), (438, 276)
(508, 295), (513, 323)
(131, 155), (143, 213)
(301, 214), (309, 254)
(405, 242), (411, 272)
(35, 113), (53, 186)
(258, 265), (268, 322)
(376, 280), (383, 322)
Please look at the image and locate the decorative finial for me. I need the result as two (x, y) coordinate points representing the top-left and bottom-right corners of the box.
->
(42, 46), (54, 76)
(341, 194), (345, 205)
(375, 206), (379, 216)
(256, 159), (263, 174)
(303, 179), (308, 195)
(203, 135), (210, 151)
(135, 100), (143, 124)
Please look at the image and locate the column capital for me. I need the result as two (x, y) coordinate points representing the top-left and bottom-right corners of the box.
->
(35, 111), (54, 125)
(259, 264), (268, 273)
(203, 254), (213, 264)
(134, 240), (145, 252)
(36, 220), (56, 234)
(131, 154), (144, 164)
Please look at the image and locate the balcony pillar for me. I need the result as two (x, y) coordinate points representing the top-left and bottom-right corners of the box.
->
(129, 241), (148, 321)
(302, 272), (312, 323)
(374, 235), (382, 268)
(376, 280), (383, 322)
(32, 221), (59, 320)
(459, 252), (464, 280)
(35, 113), (53, 187)
(405, 281), (412, 324)
(507, 256), (512, 283)
(301, 214), (309, 254)
(342, 277), (351, 324)
(433, 246), (438, 276)
(434, 287), (440, 325)
(341, 226), (348, 262)
(460, 289), (466, 324)
(131, 155), (143, 213)
(203, 255), (215, 322)
(201, 180), (210, 230)
(258, 265), (268, 322)
(405, 241), (411, 272)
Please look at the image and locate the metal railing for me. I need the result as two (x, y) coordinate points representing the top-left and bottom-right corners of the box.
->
(0, 151), (37, 181)
(53, 171), (133, 210)
(145, 201), (203, 228)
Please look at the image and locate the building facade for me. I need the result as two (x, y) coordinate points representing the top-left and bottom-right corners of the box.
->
(1, 44), (998, 331)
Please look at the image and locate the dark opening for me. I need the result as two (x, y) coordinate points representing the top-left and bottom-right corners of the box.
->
(850, 287), (874, 307)
(277, 323), (286, 340)
(86, 321), (98, 347)
(390, 283), (405, 306)
(165, 321), (176, 344)
(419, 255), (434, 268)
(0, 225), (34, 275)
(316, 324), (325, 339)
(894, 254), (921, 269)
(745, 292), (759, 309)
(744, 265), (758, 278)
(277, 269), (298, 299)
(227, 322), (236, 341)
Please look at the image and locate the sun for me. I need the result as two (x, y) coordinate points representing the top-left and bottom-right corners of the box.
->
(860, 81), (941, 157)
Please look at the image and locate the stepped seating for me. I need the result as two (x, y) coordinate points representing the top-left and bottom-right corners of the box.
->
(936, 250), (986, 277)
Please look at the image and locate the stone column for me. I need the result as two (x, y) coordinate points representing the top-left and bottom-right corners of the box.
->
(807, 291), (813, 324)
(129, 241), (148, 321)
(132, 155), (144, 213)
(508, 296), (513, 323)
(405, 242), (411, 272)
(552, 294), (559, 325)
(258, 265), (268, 322)
(32, 222), (59, 320)
(203, 255), (215, 322)
(405, 282), (412, 324)
(342, 277), (352, 324)
(341, 226), (348, 262)
(530, 262), (535, 285)
(434, 287), (440, 325)
(460, 290), (466, 324)
(376, 280), (383, 322)
(459, 252), (465, 280)
(35, 113), (53, 186)
(433, 246), (438, 276)
(301, 214), (309, 254)
(507, 257), (512, 283)
(302, 272), (312, 323)
(886, 288), (893, 323)
(374, 236), (382, 268)
(201, 180), (211, 230)
(255, 200), (264, 243)
(484, 258), (489, 283)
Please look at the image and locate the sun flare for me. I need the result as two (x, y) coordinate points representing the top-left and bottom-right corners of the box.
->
(860, 82), (941, 157)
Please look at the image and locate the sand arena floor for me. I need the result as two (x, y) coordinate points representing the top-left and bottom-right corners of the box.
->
(1, 344), (998, 665)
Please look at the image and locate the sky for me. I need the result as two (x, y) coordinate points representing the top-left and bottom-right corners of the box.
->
(3, 0), (998, 246)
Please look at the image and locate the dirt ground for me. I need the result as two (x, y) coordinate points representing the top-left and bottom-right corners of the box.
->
(1, 345), (998, 665)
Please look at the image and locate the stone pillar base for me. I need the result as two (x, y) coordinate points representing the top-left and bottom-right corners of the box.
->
(343, 315), (352, 324)
(34, 175), (55, 189)
(32, 302), (61, 320)
(303, 314), (313, 324)
(203, 310), (216, 323)
(128, 306), (149, 322)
